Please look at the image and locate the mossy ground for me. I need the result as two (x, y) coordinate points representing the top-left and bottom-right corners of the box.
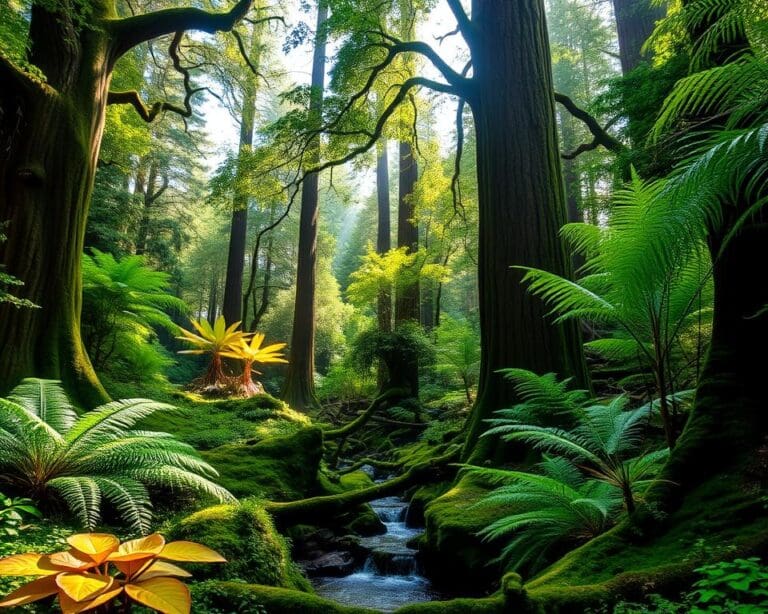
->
(167, 500), (311, 591)
(420, 472), (507, 592)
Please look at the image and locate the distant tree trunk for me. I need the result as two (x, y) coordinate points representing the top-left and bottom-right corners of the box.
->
(463, 0), (589, 462)
(394, 139), (421, 397)
(376, 140), (392, 334)
(250, 231), (274, 331)
(134, 160), (168, 256)
(612, 0), (666, 74)
(222, 22), (262, 327)
(207, 273), (219, 323)
(282, 0), (328, 411)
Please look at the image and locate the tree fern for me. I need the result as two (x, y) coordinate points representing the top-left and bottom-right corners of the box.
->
(0, 379), (234, 534)
(466, 456), (622, 574)
(483, 384), (669, 513)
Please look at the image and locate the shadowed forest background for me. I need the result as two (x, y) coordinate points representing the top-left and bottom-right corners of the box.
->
(0, 0), (767, 612)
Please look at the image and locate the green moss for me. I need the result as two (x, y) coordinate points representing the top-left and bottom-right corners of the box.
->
(201, 427), (324, 500)
(523, 474), (768, 612)
(407, 482), (452, 527)
(190, 581), (374, 614)
(168, 500), (311, 591)
(420, 473), (507, 591)
(136, 393), (310, 451)
(316, 470), (385, 535)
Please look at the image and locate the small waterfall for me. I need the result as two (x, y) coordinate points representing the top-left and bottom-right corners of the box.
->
(312, 494), (442, 611)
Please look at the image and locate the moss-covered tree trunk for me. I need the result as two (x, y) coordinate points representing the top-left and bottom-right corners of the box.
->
(281, 0), (328, 411)
(0, 4), (116, 405)
(0, 0), (254, 404)
(463, 0), (588, 461)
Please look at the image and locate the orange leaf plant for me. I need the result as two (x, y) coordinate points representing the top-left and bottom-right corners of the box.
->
(0, 532), (225, 613)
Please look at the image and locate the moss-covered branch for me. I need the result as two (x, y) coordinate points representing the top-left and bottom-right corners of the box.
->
(339, 457), (403, 475)
(0, 53), (51, 98)
(107, 90), (188, 122)
(323, 388), (408, 440)
(109, 0), (254, 59)
(264, 449), (458, 524)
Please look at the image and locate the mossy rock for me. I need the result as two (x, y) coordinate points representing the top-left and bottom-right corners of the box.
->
(167, 500), (311, 591)
(406, 482), (451, 527)
(393, 596), (506, 613)
(190, 581), (374, 613)
(318, 470), (385, 535)
(202, 427), (324, 500)
(420, 473), (506, 592)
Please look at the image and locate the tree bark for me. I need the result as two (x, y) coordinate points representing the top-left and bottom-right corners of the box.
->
(463, 0), (588, 461)
(281, 0), (328, 411)
(222, 22), (262, 326)
(612, 0), (666, 74)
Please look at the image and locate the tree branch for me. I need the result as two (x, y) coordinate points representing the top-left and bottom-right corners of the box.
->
(554, 92), (625, 159)
(109, 0), (255, 59)
(106, 90), (188, 122)
(445, 0), (474, 42)
(0, 53), (51, 98)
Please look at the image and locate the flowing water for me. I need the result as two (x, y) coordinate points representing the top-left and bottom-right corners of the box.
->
(312, 496), (444, 612)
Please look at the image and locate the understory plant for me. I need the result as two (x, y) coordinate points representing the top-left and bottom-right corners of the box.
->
(0, 532), (225, 613)
(81, 249), (186, 382)
(0, 379), (234, 533)
(467, 456), (622, 573)
(484, 370), (669, 513)
(221, 333), (288, 396)
(177, 316), (246, 389)
(0, 494), (40, 537)
(515, 172), (713, 449)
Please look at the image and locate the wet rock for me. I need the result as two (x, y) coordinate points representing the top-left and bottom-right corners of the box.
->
(300, 551), (357, 578)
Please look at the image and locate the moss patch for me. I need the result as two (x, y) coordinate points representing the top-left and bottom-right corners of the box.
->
(190, 581), (375, 613)
(167, 500), (310, 591)
(201, 427), (324, 500)
(420, 473), (507, 592)
(393, 596), (505, 613)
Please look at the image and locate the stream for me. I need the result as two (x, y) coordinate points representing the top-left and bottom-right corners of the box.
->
(312, 495), (444, 612)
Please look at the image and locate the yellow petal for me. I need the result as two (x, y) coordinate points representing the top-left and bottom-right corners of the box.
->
(125, 577), (190, 614)
(108, 534), (165, 562)
(59, 587), (123, 614)
(0, 575), (59, 607)
(136, 561), (192, 581)
(67, 534), (119, 564)
(159, 541), (226, 563)
(48, 550), (98, 572)
(0, 553), (60, 576)
(56, 572), (114, 603)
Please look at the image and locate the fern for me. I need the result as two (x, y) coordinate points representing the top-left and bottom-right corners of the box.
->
(0, 379), (234, 534)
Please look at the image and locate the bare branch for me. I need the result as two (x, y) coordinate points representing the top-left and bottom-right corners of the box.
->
(445, 0), (474, 41)
(554, 92), (625, 159)
(451, 98), (466, 221)
(110, 0), (255, 59)
(231, 29), (270, 87)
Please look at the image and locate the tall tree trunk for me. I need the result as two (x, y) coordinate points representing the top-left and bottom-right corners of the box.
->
(376, 140), (392, 334)
(612, 0), (666, 74)
(463, 0), (588, 461)
(222, 21), (262, 326)
(281, 0), (328, 411)
(134, 160), (168, 256)
(207, 273), (219, 323)
(0, 4), (115, 404)
(394, 139), (421, 397)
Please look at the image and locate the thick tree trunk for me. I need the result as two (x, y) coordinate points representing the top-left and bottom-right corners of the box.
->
(0, 5), (114, 404)
(282, 0), (328, 411)
(463, 0), (588, 461)
(612, 0), (666, 74)
(222, 23), (261, 326)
